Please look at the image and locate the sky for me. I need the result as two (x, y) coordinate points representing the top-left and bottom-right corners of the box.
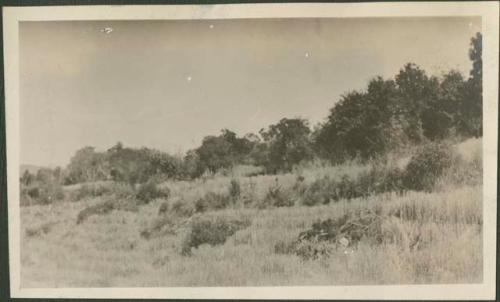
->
(19, 17), (481, 167)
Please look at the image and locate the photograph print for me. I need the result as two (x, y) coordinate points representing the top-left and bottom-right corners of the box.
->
(3, 2), (499, 300)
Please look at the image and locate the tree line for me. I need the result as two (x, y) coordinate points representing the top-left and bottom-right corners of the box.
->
(21, 32), (482, 186)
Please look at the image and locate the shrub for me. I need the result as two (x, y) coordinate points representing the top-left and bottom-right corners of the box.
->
(261, 181), (294, 208)
(135, 182), (170, 204)
(170, 199), (195, 217)
(158, 201), (169, 216)
(140, 216), (176, 239)
(229, 179), (241, 201)
(353, 164), (405, 196)
(299, 164), (405, 207)
(71, 182), (112, 202)
(301, 176), (334, 206)
(76, 200), (115, 224)
(403, 143), (453, 191)
(336, 174), (363, 200)
(194, 192), (232, 213)
(300, 210), (384, 245)
(294, 237), (336, 260)
(111, 182), (136, 199)
(240, 181), (258, 208)
(20, 188), (35, 207)
(181, 214), (251, 255)
(276, 209), (386, 260)
(22, 181), (65, 206)
(440, 144), (482, 187)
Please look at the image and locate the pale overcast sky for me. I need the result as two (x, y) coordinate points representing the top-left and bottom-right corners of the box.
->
(20, 17), (481, 167)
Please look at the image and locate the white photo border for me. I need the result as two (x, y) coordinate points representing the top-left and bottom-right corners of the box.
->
(3, 2), (499, 299)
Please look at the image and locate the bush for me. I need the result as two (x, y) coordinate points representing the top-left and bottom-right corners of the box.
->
(194, 192), (232, 213)
(20, 188), (35, 207)
(403, 143), (454, 191)
(158, 201), (169, 216)
(229, 179), (241, 201)
(71, 182), (112, 202)
(276, 209), (385, 260)
(299, 164), (405, 207)
(261, 181), (294, 208)
(301, 176), (334, 206)
(76, 200), (115, 224)
(170, 199), (195, 217)
(140, 216), (177, 239)
(21, 181), (65, 206)
(135, 182), (170, 205)
(111, 182), (136, 199)
(294, 237), (336, 260)
(181, 214), (251, 255)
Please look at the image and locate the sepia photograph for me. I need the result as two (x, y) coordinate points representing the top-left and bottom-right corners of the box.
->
(2, 2), (499, 300)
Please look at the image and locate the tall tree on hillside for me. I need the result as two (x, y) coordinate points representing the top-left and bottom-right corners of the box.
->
(194, 129), (257, 174)
(315, 77), (404, 162)
(457, 32), (482, 137)
(20, 170), (34, 186)
(260, 118), (313, 172)
(430, 70), (467, 139)
(395, 63), (440, 142)
(195, 134), (234, 174)
(65, 146), (109, 184)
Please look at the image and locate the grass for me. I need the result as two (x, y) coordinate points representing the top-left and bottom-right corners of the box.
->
(20, 138), (483, 287)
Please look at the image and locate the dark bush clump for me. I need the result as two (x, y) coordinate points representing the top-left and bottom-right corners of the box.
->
(229, 179), (241, 201)
(22, 181), (65, 206)
(140, 216), (177, 239)
(277, 209), (385, 260)
(110, 182), (137, 199)
(194, 192), (232, 213)
(294, 238), (336, 260)
(158, 201), (169, 216)
(261, 181), (294, 208)
(181, 214), (251, 255)
(301, 176), (334, 206)
(403, 143), (453, 191)
(170, 199), (195, 217)
(71, 183), (112, 202)
(354, 165), (405, 196)
(299, 165), (405, 207)
(135, 182), (170, 204)
(76, 200), (115, 224)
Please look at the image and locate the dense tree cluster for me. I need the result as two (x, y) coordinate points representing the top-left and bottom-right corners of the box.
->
(22, 33), (483, 186)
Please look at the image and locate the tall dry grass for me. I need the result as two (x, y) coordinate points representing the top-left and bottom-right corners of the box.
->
(20, 138), (483, 287)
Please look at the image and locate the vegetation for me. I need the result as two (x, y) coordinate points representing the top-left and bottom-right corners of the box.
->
(19, 33), (483, 287)
(181, 214), (252, 255)
(20, 34), (482, 196)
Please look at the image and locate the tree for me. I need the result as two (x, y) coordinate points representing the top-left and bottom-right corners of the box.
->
(395, 63), (440, 142)
(183, 150), (204, 179)
(457, 32), (482, 137)
(316, 77), (405, 162)
(20, 170), (34, 186)
(144, 149), (183, 180)
(469, 32), (482, 85)
(194, 129), (257, 174)
(65, 146), (109, 184)
(260, 118), (313, 172)
(195, 134), (234, 173)
(424, 70), (467, 140)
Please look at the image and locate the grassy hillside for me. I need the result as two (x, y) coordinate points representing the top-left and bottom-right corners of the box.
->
(20, 139), (483, 287)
